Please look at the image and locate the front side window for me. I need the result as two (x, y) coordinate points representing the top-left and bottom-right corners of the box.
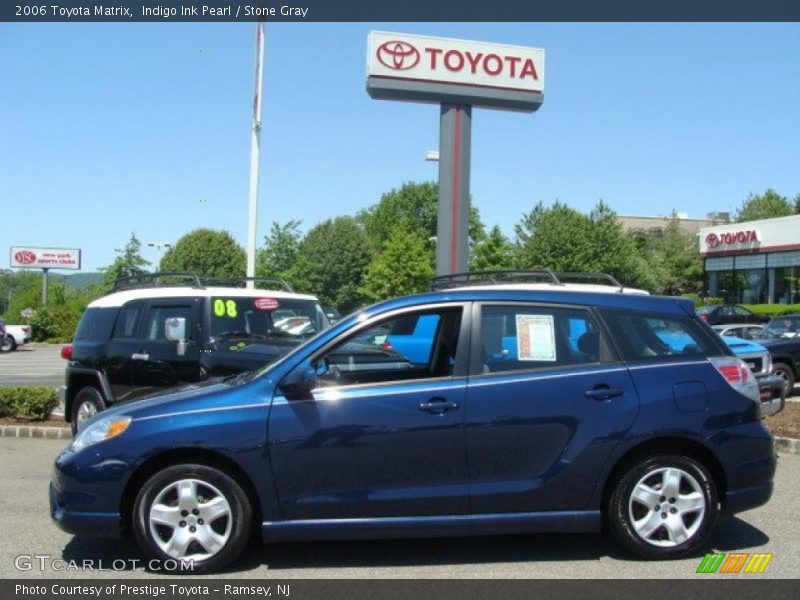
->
(761, 316), (800, 339)
(314, 308), (462, 387)
(602, 309), (719, 360)
(210, 296), (329, 341)
(479, 305), (603, 374)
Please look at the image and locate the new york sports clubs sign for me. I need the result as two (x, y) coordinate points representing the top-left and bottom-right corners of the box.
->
(367, 32), (545, 112)
(10, 246), (81, 270)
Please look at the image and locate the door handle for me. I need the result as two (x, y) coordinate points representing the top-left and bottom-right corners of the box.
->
(131, 353), (150, 361)
(418, 397), (460, 414)
(584, 385), (624, 401)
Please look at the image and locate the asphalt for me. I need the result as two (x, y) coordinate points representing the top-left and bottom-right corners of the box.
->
(0, 344), (65, 388)
(0, 438), (798, 579)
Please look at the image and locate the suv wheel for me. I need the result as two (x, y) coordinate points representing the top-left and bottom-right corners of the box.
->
(1, 335), (16, 352)
(608, 454), (718, 559)
(70, 387), (106, 434)
(772, 362), (795, 397)
(132, 464), (252, 573)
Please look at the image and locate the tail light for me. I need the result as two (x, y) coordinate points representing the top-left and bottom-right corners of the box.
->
(699, 314), (708, 322)
(709, 356), (760, 403)
(22, 326), (30, 334)
(60, 344), (73, 360)
(381, 342), (393, 350)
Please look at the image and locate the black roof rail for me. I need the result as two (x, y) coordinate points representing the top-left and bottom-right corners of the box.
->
(200, 276), (294, 293)
(430, 269), (561, 291)
(112, 272), (204, 292)
(430, 269), (630, 292)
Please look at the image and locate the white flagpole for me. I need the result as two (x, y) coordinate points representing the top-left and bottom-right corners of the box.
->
(246, 22), (265, 288)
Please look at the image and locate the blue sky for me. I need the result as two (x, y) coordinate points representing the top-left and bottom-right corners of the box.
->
(1, 23), (798, 272)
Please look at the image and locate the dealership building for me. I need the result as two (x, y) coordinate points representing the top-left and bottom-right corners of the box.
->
(699, 215), (800, 304)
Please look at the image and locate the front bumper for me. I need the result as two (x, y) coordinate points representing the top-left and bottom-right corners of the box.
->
(49, 480), (122, 538)
(756, 374), (786, 417)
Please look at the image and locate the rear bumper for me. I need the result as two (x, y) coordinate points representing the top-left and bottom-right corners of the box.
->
(723, 482), (774, 515)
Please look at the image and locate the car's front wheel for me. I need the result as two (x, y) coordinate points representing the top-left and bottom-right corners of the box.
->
(132, 464), (252, 573)
(772, 362), (795, 397)
(1, 335), (16, 352)
(608, 454), (718, 559)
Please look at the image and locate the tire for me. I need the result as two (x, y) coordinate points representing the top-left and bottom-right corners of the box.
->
(132, 464), (252, 574)
(70, 386), (106, 435)
(772, 362), (796, 397)
(607, 454), (718, 559)
(1, 335), (16, 352)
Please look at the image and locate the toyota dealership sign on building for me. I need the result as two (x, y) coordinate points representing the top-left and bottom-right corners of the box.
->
(367, 31), (545, 112)
(10, 246), (81, 270)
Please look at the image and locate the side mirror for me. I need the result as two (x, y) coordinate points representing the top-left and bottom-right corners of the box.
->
(279, 366), (317, 400)
(165, 317), (187, 356)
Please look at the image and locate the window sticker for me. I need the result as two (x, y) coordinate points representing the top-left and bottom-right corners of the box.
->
(213, 299), (238, 318)
(254, 297), (279, 311)
(516, 314), (556, 361)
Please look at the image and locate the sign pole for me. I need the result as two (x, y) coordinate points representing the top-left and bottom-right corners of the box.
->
(436, 104), (472, 276)
(41, 268), (48, 305)
(245, 22), (265, 289)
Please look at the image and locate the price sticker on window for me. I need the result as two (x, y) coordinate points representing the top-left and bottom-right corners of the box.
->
(254, 298), (279, 311)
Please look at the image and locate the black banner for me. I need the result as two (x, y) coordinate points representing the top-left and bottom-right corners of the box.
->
(2, 1), (800, 22)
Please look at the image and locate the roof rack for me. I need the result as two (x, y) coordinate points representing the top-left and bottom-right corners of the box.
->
(430, 269), (560, 291)
(200, 276), (294, 293)
(113, 272), (204, 292)
(430, 269), (627, 292)
(112, 272), (296, 293)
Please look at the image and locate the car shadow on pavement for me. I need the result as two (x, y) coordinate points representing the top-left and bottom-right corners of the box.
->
(58, 515), (769, 574)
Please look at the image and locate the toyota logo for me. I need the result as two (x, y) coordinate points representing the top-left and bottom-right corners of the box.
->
(705, 233), (720, 248)
(14, 250), (37, 265)
(376, 40), (420, 71)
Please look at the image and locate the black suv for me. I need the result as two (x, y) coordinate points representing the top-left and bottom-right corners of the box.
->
(61, 273), (332, 433)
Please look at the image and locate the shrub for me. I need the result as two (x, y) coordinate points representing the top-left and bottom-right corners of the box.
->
(0, 386), (59, 420)
(741, 304), (800, 319)
(681, 294), (724, 308)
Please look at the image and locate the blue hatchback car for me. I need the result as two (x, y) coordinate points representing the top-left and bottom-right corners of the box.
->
(51, 276), (776, 572)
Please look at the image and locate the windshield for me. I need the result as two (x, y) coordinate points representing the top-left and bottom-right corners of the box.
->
(760, 315), (800, 339)
(210, 296), (330, 340)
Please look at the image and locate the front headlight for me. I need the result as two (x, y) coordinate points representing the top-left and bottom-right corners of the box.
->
(70, 415), (132, 452)
(762, 351), (772, 376)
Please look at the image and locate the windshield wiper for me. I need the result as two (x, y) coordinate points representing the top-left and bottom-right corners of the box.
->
(215, 331), (268, 339)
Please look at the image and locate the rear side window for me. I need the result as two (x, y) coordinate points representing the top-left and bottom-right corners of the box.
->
(74, 308), (118, 341)
(601, 309), (722, 360)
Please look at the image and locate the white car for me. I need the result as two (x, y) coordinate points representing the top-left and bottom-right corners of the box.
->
(712, 323), (765, 340)
(0, 319), (32, 351)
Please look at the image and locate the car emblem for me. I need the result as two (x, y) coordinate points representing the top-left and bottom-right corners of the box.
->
(376, 40), (420, 71)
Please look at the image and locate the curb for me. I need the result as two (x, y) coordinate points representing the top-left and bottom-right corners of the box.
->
(1, 425), (800, 453)
(0, 424), (71, 440)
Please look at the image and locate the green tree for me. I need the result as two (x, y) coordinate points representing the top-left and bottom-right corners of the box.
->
(357, 181), (485, 252)
(514, 200), (653, 289)
(636, 213), (704, 295)
(101, 233), (150, 290)
(360, 220), (435, 302)
(735, 189), (795, 222)
(256, 220), (302, 280)
(160, 229), (246, 278)
(470, 225), (515, 271)
(289, 217), (373, 312)
(794, 194), (800, 214)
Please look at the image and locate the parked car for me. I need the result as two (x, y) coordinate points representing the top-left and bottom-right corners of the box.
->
(711, 323), (765, 340)
(60, 273), (331, 433)
(0, 318), (32, 351)
(696, 304), (769, 326)
(752, 313), (800, 395)
(717, 335), (784, 416)
(51, 270), (775, 572)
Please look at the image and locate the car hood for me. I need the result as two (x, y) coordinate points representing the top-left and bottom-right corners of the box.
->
(721, 335), (767, 354)
(755, 337), (799, 350)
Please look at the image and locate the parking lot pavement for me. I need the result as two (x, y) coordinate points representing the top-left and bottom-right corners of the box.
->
(0, 438), (798, 579)
(0, 344), (64, 388)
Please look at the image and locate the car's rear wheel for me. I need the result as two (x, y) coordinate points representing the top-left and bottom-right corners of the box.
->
(70, 386), (106, 434)
(1, 335), (16, 352)
(772, 362), (795, 397)
(132, 464), (252, 574)
(608, 454), (718, 559)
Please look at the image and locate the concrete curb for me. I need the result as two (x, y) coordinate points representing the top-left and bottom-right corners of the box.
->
(1, 424), (799, 453)
(0, 424), (71, 440)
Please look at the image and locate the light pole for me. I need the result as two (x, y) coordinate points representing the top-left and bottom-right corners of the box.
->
(147, 242), (172, 269)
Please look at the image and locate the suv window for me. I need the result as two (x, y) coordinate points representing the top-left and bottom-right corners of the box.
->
(210, 296), (329, 341)
(145, 305), (194, 341)
(315, 307), (462, 387)
(479, 305), (603, 374)
(113, 302), (144, 339)
(602, 309), (719, 360)
(75, 307), (118, 341)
